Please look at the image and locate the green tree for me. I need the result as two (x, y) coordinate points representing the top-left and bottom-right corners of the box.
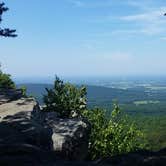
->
(83, 105), (146, 160)
(20, 85), (27, 97)
(43, 77), (146, 159)
(0, 2), (17, 37)
(43, 76), (87, 118)
(0, 64), (15, 89)
(0, 2), (16, 88)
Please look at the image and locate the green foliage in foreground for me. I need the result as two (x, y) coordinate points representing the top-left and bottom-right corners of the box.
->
(43, 77), (87, 117)
(83, 105), (146, 160)
(42, 77), (146, 159)
(0, 67), (15, 89)
(20, 85), (27, 97)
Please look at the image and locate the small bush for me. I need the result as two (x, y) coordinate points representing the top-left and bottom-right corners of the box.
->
(82, 105), (146, 160)
(0, 69), (15, 89)
(43, 77), (146, 159)
(43, 77), (87, 117)
(20, 86), (27, 97)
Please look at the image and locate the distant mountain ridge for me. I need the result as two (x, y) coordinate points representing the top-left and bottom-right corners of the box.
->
(16, 83), (151, 105)
(17, 83), (166, 116)
(17, 83), (128, 105)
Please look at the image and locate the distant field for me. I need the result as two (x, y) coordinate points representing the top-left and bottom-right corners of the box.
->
(133, 100), (160, 105)
(148, 86), (166, 90)
(17, 83), (166, 116)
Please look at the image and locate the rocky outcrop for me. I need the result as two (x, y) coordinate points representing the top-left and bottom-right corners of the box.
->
(0, 110), (90, 160)
(48, 118), (90, 160)
(0, 144), (165, 165)
(0, 89), (166, 165)
(0, 89), (23, 104)
(0, 111), (52, 150)
(0, 97), (40, 120)
(32, 104), (91, 160)
(0, 89), (91, 160)
(96, 148), (166, 166)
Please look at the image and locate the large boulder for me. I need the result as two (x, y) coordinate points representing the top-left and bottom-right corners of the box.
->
(0, 89), (91, 160)
(1, 109), (91, 160)
(32, 109), (91, 160)
(49, 118), (90, 160)
(0, 111), (53, 150)
(0, 97), (40, 120)
(0, 89), (52, 149)
(0, 89), (23, 104)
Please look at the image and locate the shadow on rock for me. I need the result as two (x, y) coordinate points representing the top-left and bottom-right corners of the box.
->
(0, 111), (53, 150)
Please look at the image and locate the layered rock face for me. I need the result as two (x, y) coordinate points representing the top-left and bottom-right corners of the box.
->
(32, 108), (90, 160)
(0, 97), (39, 119)
(0, 89), (23, 104)
(0, 89), (90, 161)
(45, 117), (90, 160)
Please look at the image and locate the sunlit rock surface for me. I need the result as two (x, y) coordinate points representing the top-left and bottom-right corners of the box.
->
(0, 89), (91, 161)
(0, 97), (39, 120)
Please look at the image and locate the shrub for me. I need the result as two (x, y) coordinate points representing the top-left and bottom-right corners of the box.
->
(43, 77), (146, 159)
(43, 77), (87, 117)
(0, 68), (15, 89)
(20, 85), (27, 97)
(82, 105), (146, 160)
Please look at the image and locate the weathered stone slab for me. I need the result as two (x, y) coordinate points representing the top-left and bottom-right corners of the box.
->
(0, 89), (23, 104)
(0, 97), (39, 120)
(50, 118), (90, 160)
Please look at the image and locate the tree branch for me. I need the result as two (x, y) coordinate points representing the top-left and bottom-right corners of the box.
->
(0, 2), (17, 37)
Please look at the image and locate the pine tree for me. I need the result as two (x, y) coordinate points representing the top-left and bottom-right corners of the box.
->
(0, 2), (17, 37)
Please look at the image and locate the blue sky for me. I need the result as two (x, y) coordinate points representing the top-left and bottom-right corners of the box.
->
(0, 0), (166, 78)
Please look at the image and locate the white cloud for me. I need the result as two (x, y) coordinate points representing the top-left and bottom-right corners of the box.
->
(121, 8), (165, 22)
(81, 1), (166, 37)
(117, 7), (166, 36)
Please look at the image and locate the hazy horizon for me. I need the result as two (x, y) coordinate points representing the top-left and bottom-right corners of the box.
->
(14, 75), (166, 85)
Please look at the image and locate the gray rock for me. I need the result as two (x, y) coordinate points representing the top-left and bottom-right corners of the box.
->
(0, 92), (51, 149)
(49, 118), (90, 160)
(0, 110), (52, 150)
(31, 108), (59, 124)
(0, 89), (91, 160)
(35, 111), (91, 160)
(96, 149), (166, 166)
(0, 97), (40, 120)
(32, 108), (91, 160)
(2, 111), (90, 160)
(0, 89), (23, 104)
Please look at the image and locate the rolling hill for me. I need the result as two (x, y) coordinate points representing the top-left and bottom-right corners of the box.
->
(17, 83), (166, 115)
